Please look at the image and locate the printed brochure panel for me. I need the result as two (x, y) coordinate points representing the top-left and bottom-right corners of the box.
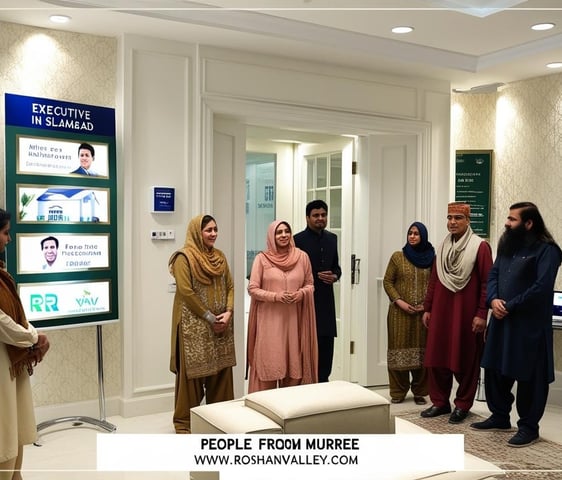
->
(17, 233), (110, 274)
(17, 135), (109, 178)
(17, 184), (109, 224)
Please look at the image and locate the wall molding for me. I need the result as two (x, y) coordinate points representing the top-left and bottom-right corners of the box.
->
(202, 57), (419, 119)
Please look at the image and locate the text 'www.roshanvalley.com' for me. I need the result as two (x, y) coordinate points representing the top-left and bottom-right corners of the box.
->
(194, 454), (359, 466)
(193, 437), (361, 468)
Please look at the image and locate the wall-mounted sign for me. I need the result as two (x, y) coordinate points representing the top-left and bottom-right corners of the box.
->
(151, 186), (175, 213)
(455, 150), (492, 238)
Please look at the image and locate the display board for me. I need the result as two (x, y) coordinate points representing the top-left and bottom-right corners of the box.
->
(5, 93), (118, 328)
(455, 150), (492, 238)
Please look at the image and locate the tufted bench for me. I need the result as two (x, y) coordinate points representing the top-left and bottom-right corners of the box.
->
(191, 399), (283, 434)
(190, 380), (392, 434)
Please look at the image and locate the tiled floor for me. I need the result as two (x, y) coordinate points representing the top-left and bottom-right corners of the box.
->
(23, 411), (179, 480)
(20, 388), (562, 479)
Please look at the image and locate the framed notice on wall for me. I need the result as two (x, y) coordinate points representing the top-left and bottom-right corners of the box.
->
(4, 93), (118, 329)
(455, 150), (492, 238)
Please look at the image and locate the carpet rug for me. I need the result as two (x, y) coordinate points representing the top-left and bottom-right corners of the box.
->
(395, 410), (562, 479)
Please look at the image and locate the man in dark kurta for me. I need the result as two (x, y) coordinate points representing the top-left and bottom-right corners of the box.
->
(421, 202), (493, 424)
(294, 200), (341, 382)
(471, 202), (561, 447)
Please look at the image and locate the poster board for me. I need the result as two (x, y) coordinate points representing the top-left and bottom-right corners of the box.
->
(5, 93), (118, 329)
(455, 150), (492, 238)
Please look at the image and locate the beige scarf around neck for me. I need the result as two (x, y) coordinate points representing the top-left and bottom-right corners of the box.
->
(436, 226), (482, 292)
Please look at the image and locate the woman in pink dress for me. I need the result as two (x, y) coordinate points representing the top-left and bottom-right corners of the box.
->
(246, 220), (318, 393)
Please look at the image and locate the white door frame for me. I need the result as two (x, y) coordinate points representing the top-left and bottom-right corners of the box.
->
(201, 96), (432, 385)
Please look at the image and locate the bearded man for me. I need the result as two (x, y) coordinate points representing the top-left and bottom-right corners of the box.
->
(421, 202), (493, 424)
(471, 202), (561, 448)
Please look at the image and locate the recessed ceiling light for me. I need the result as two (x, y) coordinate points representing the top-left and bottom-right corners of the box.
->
(531, 23), (555, 31)
(392, 26), (414, 34)
(547, 62), (562, 69)
(49, 15), (71, 24)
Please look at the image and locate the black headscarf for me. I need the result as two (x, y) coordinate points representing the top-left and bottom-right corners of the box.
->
(402, 221), (435, 269)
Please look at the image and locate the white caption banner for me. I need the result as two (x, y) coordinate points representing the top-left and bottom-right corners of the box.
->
(97, 434), (464, 479)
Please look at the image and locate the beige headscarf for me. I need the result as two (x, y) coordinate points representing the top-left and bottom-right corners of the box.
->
(436, 225), (483, 292)
(169, 214), (226, 285)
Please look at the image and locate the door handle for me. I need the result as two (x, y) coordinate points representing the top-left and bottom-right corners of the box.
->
(351, 254), (361, 285)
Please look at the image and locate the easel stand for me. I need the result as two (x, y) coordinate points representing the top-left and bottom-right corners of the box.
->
(36, 325), (116, 438)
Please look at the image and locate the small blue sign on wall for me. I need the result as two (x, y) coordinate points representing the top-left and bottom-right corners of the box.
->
(151, 186), (175, 213)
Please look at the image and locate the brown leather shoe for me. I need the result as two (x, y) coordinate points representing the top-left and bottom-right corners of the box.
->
(414, 396), (427, 405)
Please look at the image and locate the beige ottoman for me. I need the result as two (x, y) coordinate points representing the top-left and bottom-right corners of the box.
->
(244, 380), (392, 434)
(190, 473), (219, 480)
(191, 399), (283, 434)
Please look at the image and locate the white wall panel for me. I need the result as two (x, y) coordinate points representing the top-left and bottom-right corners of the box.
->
(121, 37), (196, 415)
(130, 50), (190, 391)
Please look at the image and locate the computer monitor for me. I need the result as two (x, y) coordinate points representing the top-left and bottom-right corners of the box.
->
(553, 291), (562, 328)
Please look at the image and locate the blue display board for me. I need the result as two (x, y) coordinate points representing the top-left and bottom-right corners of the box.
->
(5, 93), (118, 329)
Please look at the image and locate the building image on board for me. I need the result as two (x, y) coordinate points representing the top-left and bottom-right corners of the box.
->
(36, 188), (100, 222)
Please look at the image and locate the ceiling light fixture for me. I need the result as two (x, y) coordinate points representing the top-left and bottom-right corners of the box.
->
(49, 15), (71, 24)
(452, 82), (505, 94)
(391, 26), (414, 34)
(531, 23), (555, 31)
(547, 62), (562, 69)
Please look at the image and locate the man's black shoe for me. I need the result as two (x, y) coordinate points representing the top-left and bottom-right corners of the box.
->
(470, 417), (511, 431)
(507, 430), (539, 448)
(448, 407), (469, 424)
(420, 404), (451, 418)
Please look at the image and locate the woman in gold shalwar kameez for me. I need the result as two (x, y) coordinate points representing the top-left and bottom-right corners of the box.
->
(383, 221), (434, 405)
(168, 214), (236, 433)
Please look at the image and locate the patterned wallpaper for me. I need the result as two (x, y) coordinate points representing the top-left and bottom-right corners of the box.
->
(0, 21), (120, 407)
(452, 72), (562, 370)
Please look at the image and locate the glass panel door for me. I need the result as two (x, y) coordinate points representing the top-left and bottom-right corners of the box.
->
(304, 150), (344, 378)
(246, 152), (276, 277)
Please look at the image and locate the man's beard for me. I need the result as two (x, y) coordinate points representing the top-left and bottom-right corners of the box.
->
(497, 223), (528, 257)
